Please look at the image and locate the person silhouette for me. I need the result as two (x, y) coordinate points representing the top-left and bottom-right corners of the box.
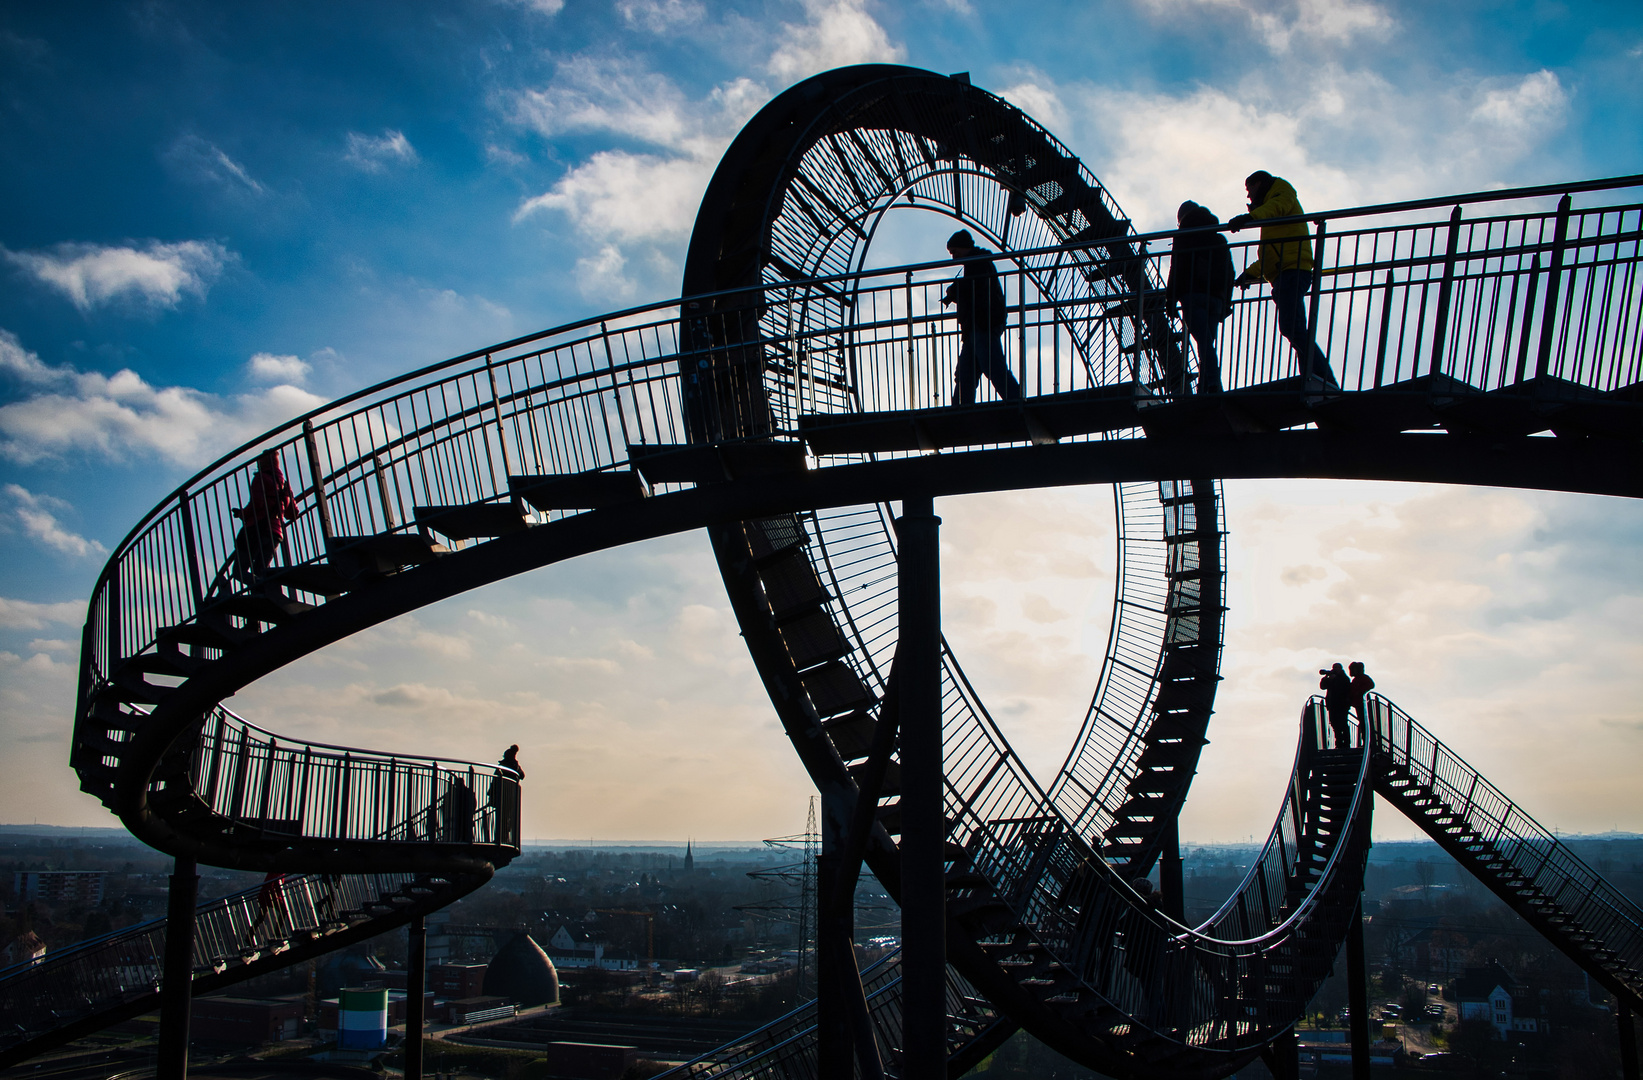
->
(1320, 662), (1352, 748)
(1230, 172), (1339, 391)
(942, 230), (1023, 406)
(1348, 661), (1375, 729)
(1166, 201), (1235, 394)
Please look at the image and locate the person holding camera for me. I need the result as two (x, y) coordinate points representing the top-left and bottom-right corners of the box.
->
(1320, 662), (1352, 748)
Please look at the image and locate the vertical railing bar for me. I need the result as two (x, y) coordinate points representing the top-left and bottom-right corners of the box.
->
(1535, 195), (1573, 378)
(1427, 205), (1463, 377)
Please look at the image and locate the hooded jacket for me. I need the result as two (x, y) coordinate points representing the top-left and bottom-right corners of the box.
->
(1235, 177), (1315, 285)
(1166, 205), (1235, 311)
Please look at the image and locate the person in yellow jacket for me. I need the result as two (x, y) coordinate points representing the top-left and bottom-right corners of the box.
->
(1229, 171), (1339, 389)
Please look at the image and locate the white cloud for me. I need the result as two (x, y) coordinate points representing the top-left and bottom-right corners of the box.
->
(511, 59), (769, 290)
(246, 352), (311, 385)
(1047, 66), (1569, 232)
(0, 329), (326, 466)
(163, 134), (265, 195)
(617, 0), (705, 31)
(2, 239), (231, 312)
(2, 485), (105, 558)
(1140, 0), (1393, 53)
(512, 0), (564, 13)
(518, 151), (715, 245)
(344, 129), (418, 173)
(767, 0), (904, 84)
(0, 595), (81, 630)
(573, 243), (638, 300)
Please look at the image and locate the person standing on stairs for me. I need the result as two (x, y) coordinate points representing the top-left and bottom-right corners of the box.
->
(1229, 171), (1340, 391)
(1348, 661), (1375, 730)
(226, 449), (300, 592)
(1166, 200), (1235, 394)
(942, 229), (1024, 406)
(1320, 662), (1353, 748)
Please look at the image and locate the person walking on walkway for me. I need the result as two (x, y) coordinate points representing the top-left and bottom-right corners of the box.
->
(1229, 171), (1339, 391)
(1167, 201), (1235, 394)
(1320, 662), (1352, 748)
(942, 229), (1023, 406)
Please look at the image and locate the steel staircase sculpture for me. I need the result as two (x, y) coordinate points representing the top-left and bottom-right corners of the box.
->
(37, 62), (1639, 1077)
(1365, 694), (1643, 1011)
(0, 866), (477, 1068)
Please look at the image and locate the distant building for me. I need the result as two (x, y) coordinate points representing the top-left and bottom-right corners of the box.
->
(1391, 926), (1474, 976)
(2, 930), (46, 966)
(429, 962), (488, 1000)
(545, 923), (639, 970)
(191, 997), (304, 1044)
(14, 870), (105, 905)
(684, 840), (694, 874)
(1454, 961), (1546, 1037)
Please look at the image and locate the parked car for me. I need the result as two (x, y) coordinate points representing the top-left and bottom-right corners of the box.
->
(1424, 1002), (1446, 1018)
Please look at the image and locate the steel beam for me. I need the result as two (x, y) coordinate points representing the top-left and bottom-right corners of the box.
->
(406, 915), (426, 1080)
(157, 855), (198, 1080)
(1347, 895), (1371, 1080)
(898, 494), (945, 1078)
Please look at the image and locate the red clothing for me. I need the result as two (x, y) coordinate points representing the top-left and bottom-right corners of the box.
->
(243, 467), (299, 538)
(1350, 672), (1375, 708)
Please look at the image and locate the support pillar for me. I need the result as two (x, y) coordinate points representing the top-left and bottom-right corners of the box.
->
(157, 854), (199, 1080)
(898, 493), (945, 1080)
(1620, 1003), (1639, 1080)
(1347, 895), (1371, 1080)
(1159, 816), (1184, 923)
(817, 792), (854, 1076)
(1259, 1029), (1299, 1080)
(406, 915), (426, 1080)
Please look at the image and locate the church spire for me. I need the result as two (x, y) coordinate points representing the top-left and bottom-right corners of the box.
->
(684, 838), (695, 873)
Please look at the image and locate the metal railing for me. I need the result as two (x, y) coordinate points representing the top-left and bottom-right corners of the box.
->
(177, 705), (520, 849)
(0, 871), (421, 1056)
(661, 950), (1005, 1079)
(77, 177), (1643, 720)
(1365, 693), (1643, 986)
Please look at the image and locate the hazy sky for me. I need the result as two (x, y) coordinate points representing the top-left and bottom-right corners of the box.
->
(1, 0), (1640, 847)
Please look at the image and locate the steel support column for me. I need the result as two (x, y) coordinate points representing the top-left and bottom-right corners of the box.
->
(1347, 895), (1371, 1080)
(1620, 1004), (1640, 1080)
(406, 915), (426, 1080)
(898, 493), (945, 1078)
(157, 854), (199, 1080)
(818, 791), (854, 1075)
(1160, 816), (1184, 923)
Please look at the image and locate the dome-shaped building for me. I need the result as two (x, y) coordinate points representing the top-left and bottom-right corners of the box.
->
(483, 931), (559, 1008)
(317, 945), (386, 997)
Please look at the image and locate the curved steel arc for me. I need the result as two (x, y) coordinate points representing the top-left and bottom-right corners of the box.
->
(64, 63), (1643, 1073)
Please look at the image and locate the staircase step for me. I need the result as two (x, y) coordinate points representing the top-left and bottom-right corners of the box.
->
(414, 502), (530, 541)
(511, 470), (646, 510)
(629, 440), (807, 484)
(327, 532), (450, 577)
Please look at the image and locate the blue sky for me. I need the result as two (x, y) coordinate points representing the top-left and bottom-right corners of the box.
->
(2, 0), (1641, 843)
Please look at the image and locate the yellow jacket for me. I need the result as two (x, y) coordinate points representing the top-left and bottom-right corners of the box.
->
(1236, 177), (1314, 285)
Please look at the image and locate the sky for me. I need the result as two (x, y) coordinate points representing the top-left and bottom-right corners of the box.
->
(1, 0), (1641, 849)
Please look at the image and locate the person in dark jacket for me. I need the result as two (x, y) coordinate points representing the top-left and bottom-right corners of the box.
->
(942, 229), (1023, 406)
(1230, 171), (1338, 390)
(1348, 661), (1375, 727)
(1320, 662), (1353, 748)
(1166, 201), (1235, 394)
(230, 449), (300, 586)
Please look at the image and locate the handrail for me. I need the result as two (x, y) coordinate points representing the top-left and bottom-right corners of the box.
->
(85, 171), (1643, 581)
(1365, 693), (1643, 986)
(79, 183), (1643, 706)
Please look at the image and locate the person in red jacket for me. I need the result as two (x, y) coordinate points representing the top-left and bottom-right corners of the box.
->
(230, 449), (300, 586)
